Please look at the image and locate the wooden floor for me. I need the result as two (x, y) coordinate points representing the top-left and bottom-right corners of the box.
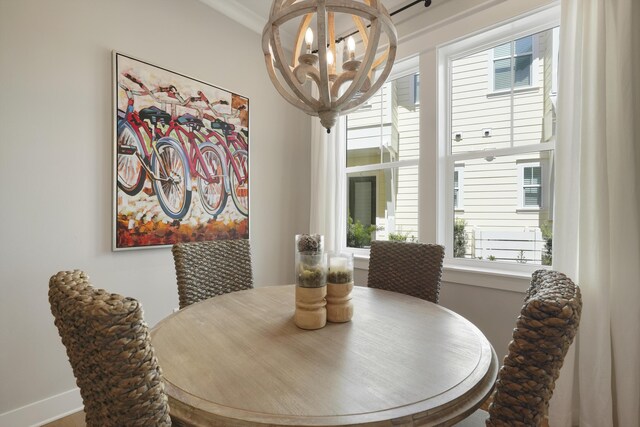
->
(42, 411), (85, 427)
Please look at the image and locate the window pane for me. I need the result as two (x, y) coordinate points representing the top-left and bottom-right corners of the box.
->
(494, 42), (510, 58)
(452, 151), (552, 264)
(451, 49), (513, 152)
(524, 187), (541, 207)
(514, 55), (532, 87)
(523, 166), (541, 185)
(451, 29), (556, 154)
(347, 165), (418, 247)
(515, 36), (533, 54)
(454, 189), (459, 208)
(454, 170), (459, 187)
(346, 72), (420, 167)
(494, 58), (512, 91)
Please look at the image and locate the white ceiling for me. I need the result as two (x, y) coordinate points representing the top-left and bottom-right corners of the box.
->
(199, 0), (432, 42)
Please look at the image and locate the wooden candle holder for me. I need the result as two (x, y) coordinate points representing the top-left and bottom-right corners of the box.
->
(326, 281), (354, 323)
(294, 285), (327, 330)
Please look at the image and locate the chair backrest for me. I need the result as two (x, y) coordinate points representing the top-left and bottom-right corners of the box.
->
(367, 240), (445, 303)
(48, 270), (171, 427)
(172, 239), (253, 309)
(487, 269), (582, 426)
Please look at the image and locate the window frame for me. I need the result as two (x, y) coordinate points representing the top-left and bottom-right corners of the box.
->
(517, 161), (542, 210)
(436, 9), (560, 275)
(336, 5), (560, 285)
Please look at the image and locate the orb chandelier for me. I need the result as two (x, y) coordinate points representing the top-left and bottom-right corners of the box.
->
(262, 0), (397, 132)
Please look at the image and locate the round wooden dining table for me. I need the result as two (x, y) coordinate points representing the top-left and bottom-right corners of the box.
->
(151, 285), (498, 426)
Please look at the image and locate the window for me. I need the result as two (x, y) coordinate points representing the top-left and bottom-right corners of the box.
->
(413, 74), (420, 105)
(442, 21), (559, 267)
(345, 70), (420, 248)
(518, 162), (542, 208)
(491, 35), (535, 91)
(454, 165), (464, 210)
(349, 177), (376, 226)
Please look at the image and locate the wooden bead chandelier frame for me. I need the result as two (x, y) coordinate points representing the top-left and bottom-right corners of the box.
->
(262, 0), (397, 132)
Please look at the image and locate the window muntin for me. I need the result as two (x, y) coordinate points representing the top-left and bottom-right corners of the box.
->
(345, 71), (420, 248)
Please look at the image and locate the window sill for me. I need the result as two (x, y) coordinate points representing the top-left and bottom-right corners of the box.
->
(516, 207), (541, 213)
(442, 264), (533, 293)
(353, 253), (538, 293)
(487, 86), (539, 98)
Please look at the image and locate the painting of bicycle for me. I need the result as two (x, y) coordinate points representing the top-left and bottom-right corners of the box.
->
(113, 52), (249, 250)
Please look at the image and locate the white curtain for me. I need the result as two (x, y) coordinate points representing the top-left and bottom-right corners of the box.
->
(309, 43), (347, 254)
(309, 114), (346, 253)
(550, 0), (640, 426)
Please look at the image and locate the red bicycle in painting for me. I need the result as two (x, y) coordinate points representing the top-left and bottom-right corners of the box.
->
(194, 91), (249, 217)
(117, 74), (248, 219)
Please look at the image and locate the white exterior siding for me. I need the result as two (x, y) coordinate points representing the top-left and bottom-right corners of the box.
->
(394, 75), (420, 238)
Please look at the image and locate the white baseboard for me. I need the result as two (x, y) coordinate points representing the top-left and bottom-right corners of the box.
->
(0, 388), (82, 427)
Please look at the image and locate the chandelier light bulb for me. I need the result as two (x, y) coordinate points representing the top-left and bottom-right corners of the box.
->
(305, 27), (314, 51)
(327, 49), (334, 66)
(347, 36), (356, 58)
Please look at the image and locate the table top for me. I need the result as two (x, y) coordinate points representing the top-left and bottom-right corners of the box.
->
(151, 285), (498, 426)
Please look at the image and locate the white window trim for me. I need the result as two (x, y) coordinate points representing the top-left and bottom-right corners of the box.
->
(486, 34), (540, 94)
(434, 7), (560, 278)
(517, 161), (542, 210)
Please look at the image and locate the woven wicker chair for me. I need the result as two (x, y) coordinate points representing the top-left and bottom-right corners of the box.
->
(172, 239), (253, 309)
(367, 240), (445, 303)
(48, 270), (171, 427)
(456, 269), (582, 427)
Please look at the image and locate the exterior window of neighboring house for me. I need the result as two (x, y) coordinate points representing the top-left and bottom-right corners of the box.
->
(345, 69), (420, 249)
(454, 165), (464, 210)
(518, 162), (542, 208)
(493, 36), (534, 91)
(349, 177), (376, 226)
(441, 19), (559, 267)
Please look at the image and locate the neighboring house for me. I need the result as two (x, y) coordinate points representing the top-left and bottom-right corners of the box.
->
(346, 27), (559, 264)
(346, 72), (420, 242)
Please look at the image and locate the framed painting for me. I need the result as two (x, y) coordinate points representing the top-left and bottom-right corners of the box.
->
(113, 52), (249, 250)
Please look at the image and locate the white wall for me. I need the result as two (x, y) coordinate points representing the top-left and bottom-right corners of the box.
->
(0, 0), (311, 422)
